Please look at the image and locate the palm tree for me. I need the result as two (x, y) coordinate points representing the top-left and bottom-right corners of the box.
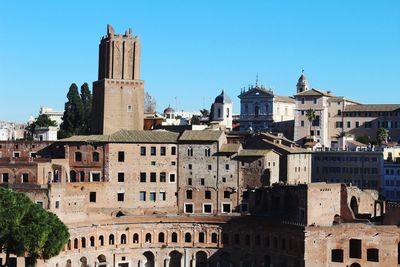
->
(376, 128), (388, 145)
(305, 108), (316, 137)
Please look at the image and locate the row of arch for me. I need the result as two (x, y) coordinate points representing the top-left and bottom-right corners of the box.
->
(67, 231), (220, 251)
(186, 147), (212, 157)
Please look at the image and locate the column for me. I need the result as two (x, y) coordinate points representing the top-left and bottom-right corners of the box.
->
(191, 254), (196, 267)
(165, 257), (170, 267)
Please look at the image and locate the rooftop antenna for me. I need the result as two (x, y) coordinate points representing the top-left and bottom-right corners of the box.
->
(256, 74), (259, 86)
(175, 96), (178, 111)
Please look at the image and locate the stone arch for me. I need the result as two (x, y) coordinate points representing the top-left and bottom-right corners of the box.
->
(196, 251), (208, 267)
(67, 239), (72, 250)
(145, 233), (152, 243)
(350, 196), (358, 216)
(350, 263), (361, 267)
(80, 257), (88, 267)
(109, 234), (115, 245)
(133, 233), (139, 243)
(169, 250), (182, 267)
(66, 259), (72, 267)
(143, 251), (155, 267)
(70, 170), (77, 183)
(121, 234), (127, 244)
(98, 254), (107, 267)
(185, 232), (192, 243)
(90, 236), (95, 247)
(171, 232), (178, 243)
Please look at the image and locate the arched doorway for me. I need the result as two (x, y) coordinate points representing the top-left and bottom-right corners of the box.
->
(196, 251), (207, 267)
(98, 254), (107, 267)
(350, 196), (358, 216)
(350, 263), (361, 267)
(143, 251), (155, 267)
(80, 257), (88, 267)
(169, 251), (182, 267)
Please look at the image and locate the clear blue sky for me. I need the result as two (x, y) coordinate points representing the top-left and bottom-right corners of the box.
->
(1, 0), (399, 122)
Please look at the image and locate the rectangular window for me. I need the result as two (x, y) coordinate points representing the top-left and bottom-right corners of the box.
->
(208, 165), (212, 170)
(149, 192), (156, 202)
(171, 161), (176, 166)
(356, 121), (360, 128)
(151, 146), (156, 156)
(160, 147), (166, 156)
(331, 249), (344, 262)
(55, 201), (60, 209)
(200, 178), (205, 185)
(188, 164), (192, 170)
(224, 191), (230, 198)
(140, 146), (146, 156)
(118, 172), (125, 182)
(91, 172), (101, 182)
(117, 193), (124, 202)
(336, 121), (343, 128)
(160, 172), (166, 182)
(313, 98), (317, 104)
(22, 173), (29, 183)
(30, 152), (37, 158)
(241, 203), (248, 212)
(2, 173), (9, 183)
(301, 120), (304, 127)
(89, 192), (96, 202)
(205, 190), (211, 199)
(13, 151), (20, 158)
(140, 191), (146, 201)
(349, 239), (362, 259)
(367, 249), (379, 262)
(225, 164), (229, 170)
(118, 151), (125, 162)
(203, 204), (212, 213)
(150, 172), (156, 182)
(222, 203), (231, 213)
(186, 190), (193, 199)
(169, 173), (176, 183)
(140, 172), (146, 183)
(36, 201), (43, 207)
(347, 121), (351, 128)
(92, 152), (99, 162)
(159, 192), (166, 201)
(301, 98), (305, 104)
(171, 146), (176, 155)
(188, 178), (192, 185)
(184, 203), (194, 214)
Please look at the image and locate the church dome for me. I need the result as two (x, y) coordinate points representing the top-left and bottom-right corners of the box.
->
(163, 106), (175, 114)
(214, 90), (232, 104)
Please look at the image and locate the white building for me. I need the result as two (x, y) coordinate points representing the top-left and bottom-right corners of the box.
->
(211, 90), (233, 131)
(39, 106), (63, 129)
(162, 106), (202, 126)
(33, 126), (58, 141)
(0, 121), (26, 140)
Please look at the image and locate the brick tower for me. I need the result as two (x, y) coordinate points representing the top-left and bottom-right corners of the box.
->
(91, 24), (144, 134)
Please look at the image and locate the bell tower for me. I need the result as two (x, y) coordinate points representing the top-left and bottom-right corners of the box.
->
(296, 72), (309, 94)
(92, 24), (144, 134)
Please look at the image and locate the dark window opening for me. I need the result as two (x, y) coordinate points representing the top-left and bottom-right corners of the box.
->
(118, 151), (125, 162)
(367, 248), (379, 262)
(349, 239), (362, 259)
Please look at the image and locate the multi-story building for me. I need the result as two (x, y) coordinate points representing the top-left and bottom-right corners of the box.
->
(238, 83), (295, 132)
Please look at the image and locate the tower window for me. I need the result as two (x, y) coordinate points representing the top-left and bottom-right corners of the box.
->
(127, 105), (132, 112)
(218, 108), (221, 118)
(227, 108), (230, 117)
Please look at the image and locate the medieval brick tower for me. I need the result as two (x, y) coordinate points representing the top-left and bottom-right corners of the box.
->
(92, 24), (144, 134)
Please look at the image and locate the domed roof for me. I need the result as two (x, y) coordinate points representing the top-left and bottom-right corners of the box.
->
(214, 90), (232, 104)
(163, 105), (175, 114)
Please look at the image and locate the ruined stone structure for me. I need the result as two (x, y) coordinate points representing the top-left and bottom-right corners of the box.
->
(92, 25), (144, 134)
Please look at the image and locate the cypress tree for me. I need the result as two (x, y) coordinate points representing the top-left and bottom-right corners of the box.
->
(59, 83), (83, 138)
(80, 82), (92, 134)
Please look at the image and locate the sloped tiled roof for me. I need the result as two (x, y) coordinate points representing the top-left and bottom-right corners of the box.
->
(238, 149), (272, 157)
(295, 88), (331, 97)
(344, 104), (400, 112)
(220, 143), (241, 153)
(59, 130), (180, 143)
(275, 95), (295, 104)
(179, 130), (224, 142)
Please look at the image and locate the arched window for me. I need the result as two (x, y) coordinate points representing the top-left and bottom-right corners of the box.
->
(185, 233), (192, 243)
(187, 147), (193, 157)
(171, 232), (178, 243)
(90, 236), (95, 247)
(92, 152), (100, 162)
(145, 233), (152, 243)
(205, 147), (211, 157)
(133, 233), (139, 244)
(109, 234), (114, 245)
(218, 108), (221, 118)
(81, 237), (86, 248)
(211, 233), (218, 243)
(70, 171), (77, 183)
(158, 232), (165, 243)
(74, 238), (78, 249)
(255, 105), (259, 117)
(67, 239), (72, 250)
(227, 108), (230, 118)
(199, 232), (205, 243)
(121, 234), (126, 244)
(75, 152), (82, 162)
(99, 235), (104, 246)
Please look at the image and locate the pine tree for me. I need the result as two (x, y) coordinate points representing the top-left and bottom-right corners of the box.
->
(59, 83), (83, 138)
(80, 83), (92, 134)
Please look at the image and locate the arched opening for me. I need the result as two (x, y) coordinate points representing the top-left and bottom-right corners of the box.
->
(171, 232), (178, 243)
(116, 211), (125, 217)
(196, 251), (208, 267)
(98, 254), (107, 267)
(81, 237), (86, 248)
(198, 232), (205, 243)
(145, 233), (152, 243)
(211, 233), (218, 243)
(67, 239), (71, 250)
(99, 235), (104, 246)
(158, 232), (165, 243)
(169, 251), (182, 267)
(70, 171), (77, 183)
(109, 234), (115, 245)
(80, 257), (88, 267)
(73, 238), (78, 249)
(90, 236), (95, 247)
(121, 234), (126, 244)
(75, 152), (82, 162)
(350, 263), (361, 267)
(133, 233), (139, 243)
(185, 233), (192, 243)
(92, 151), (100, 162)
(350, 196), (359, 216)
(143, 251), (155, 267)
(66, 259), (72, 267)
